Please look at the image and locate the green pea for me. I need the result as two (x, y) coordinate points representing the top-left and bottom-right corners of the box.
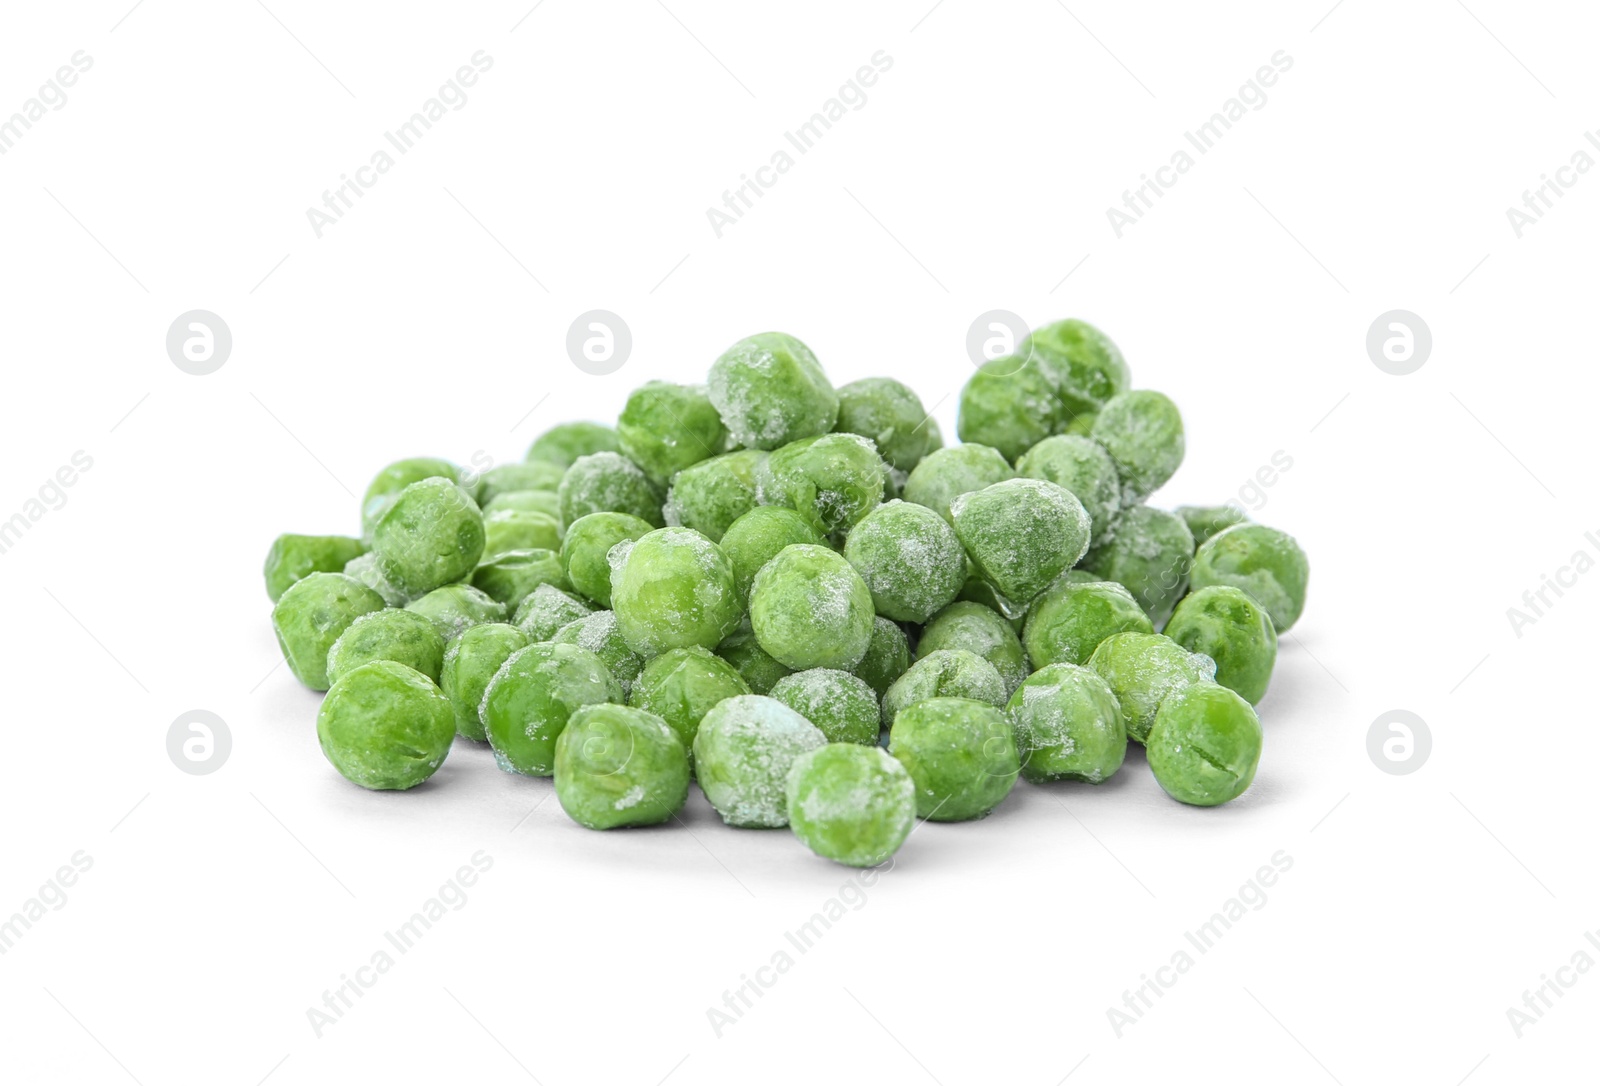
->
(750, 544), (875, 670)
(326, 608), (445, 686)
(405, 583), (507, 641)
(360, 457), (458, 543)
(439, 622), (527, 741)
(716, 624), (793, 694)
(769, 668), (880, 745)
(889, 696), (1019, 821)
(263, 533), (367, 603)
(512, 583), (594, 642)
(1165, 585), (1277, 704)
(693, 695), (827, 827)
(786, 744), (916, 867)
(372, 477), (485, 598)
(482, 642), (622, 776)
(707, 332), (838, 450)
(628, 646), (751, 757)
(901, 443), (1015, 525)
(760, 433), (886, 539)
(1008, 663), (1125, 784)
(852, 616), (911, 699)
(471, 547), (569, 611)
(557, 452), (664, 530)
(550, 610), (644, 695)
(1015, 434), (1121, 541)
(917, 601), (1030, 697)
(316, 661), (454, 790)
(1023, 577), (1153, 668)
(1091, 390), (1184, 503)
(1086, 631), (1214, 743)
(1146, 682), (1262, 806)
(554, 704), (690, 830)
(842, 500), (966, 624)
(473, 461), (565, 506)
(1190, 523), (1309, 632)
(483, 489), (562, 521)
(882, 648), (1007, 725)
(617, 381), (729, 487)
(951, 478), (1090, 606)
(525, 421), (621, 468)
(481, 510), (562, 561)
(1080, 505), (1196, 625)
(957, 355), (1062, 462)
(342, 552), (409, 607)
(957, 574), (1027, 628)
(719, 506), (823, 603)
(559, 511), (654, 607)
(834, 377), (937, 472)
(1019, 318), (1130, 421)
(663, 449), (767, 543)
(609, 528), (743, 657)
(1176, 503), (1249, 545)
(271, 572), (387, 690)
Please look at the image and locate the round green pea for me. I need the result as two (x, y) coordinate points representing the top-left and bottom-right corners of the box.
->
(1080, 505), (1196, 625)
(439, 622), (527, 741)
(316, 661), (454, 790)
(957, 355), (1062, 463)
(372, 477), (485, 599)
(1091, 390), (1185, 503)
(343, 551), (408, 607)
(271, 572), (387, 690)
(1019, 318), (1130, 421)
(263, 533), (367, 603)
(360, 457), (458, 543)
(889, 696), (1019, 821)
(526, 421), (621, 468)
(749, 544), (875, 671)
(1023, 577), (1154, 668)
(707, 332), (838, 450)
(481, 509), (561, 561)
(852, 616), (911, 699)
(404, 583), (506, 641)
(1189, 523), (1309, 632)
(1007, 663), (1126, 784)
(557, 452), (664, 530)
(917, 601), (1030, 697)
(951, 478), (1090, 605)
(719, 506), (823, 603)
(628, 646), (751, 756)
(609, 528), (743, 657)
(834, 377), (937, 472)
(664, 449), (766, 543)
(1176, 503), (1250, 545)
(901, 443), (1015, 525)
(1165, 585), (1277, 704)
(473, 461), (566, 506)
(471, 547), (568, 610)
(693, 695), (827, 827)
(482, 641), (622, 776)
(617, 381), (729, 487)
(1015, 434), (1121, 541)
(483, 488), (562, 520)
(1146, 682), (1262, 806)
(716, 624), (793, 694)
(512, 583), (594, 641)
(326, 608), (445, 686)
(881, 648), (1007, 725)
(785, 744), (916, 867)
(760, 432), (886, 539)
(559, 511), (654, 607)
(769, 668), (880, 745)
(554, 704), (689, 830)
(1086, 631), (1214, 743)
(842, 500), (966, 623)
(550, 610), (644, 695)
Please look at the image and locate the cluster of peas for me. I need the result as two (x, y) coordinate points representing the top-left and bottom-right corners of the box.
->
(265, 321), (1309, 867)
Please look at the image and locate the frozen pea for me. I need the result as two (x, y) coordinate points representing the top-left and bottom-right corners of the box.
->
(770, 669), (880, 745)
(842, 500), (965, 623)
(526, 421), (620, 468)
(512, 583), (594, 641)
(951, 478), (1090, 605)
(617, 381), (729, 487)
(1015, 435), (1121, 541)
(559, 511), (654, 607)
(1086, 631), (1214, 743)
(957, 355), (1063, 462)
(707, 332), (838, 450)
(439, 622), (527, 741)
(609, 528), (742, 656)
(557, 452), (664, 530)
(957, 574), (1027, 628)
(316, 661), (455, 790)
(1190, 523), (1309, 632)
(917, 601), (1030, 697)
(1165, 586), (1277, 705)
(405, 583), (507, 641)
(750, 544), (874, 671)
(271, 572), (387, 690)
(852, 616), (911, 698)
(1147, 682), (1262, 806)
(555, 704), (689, 829)
(719, 506), (823, 603)
(360, 457), (458, 543)
(693, 695), (827, 828)
(785, 744), (915, 867)
(264, 533), (367, 603)
(1020, 318), (1130, 421)
(628, 646), (751, 756)
(716, 625), (793, 694)
(473, 461), (566, 506)
(483, 489), (562, 521)
(1023, 577), (1153, 668)
(343, 552), (409, 607)
(889, 696), (1019, 821)
(760, 432), (885, 539)
(482, 642), (622, 776)
(901, 444), (1015, 525)
(1176, 503), (1250, 545)
(834, 377), (937, 472)
(550, 610), (644, 695)
(882, 648), (1007, 725)
(663, 449), (766, 543)
(481, 509), (562, 561)
(372, 477), (486, 598)
(1080, 505), (1196, 625)
(1091, 390), (1185, 503)
(472, 547), (568, 610)
(326, 608), (445, 686)
(1007, 663), (1126, 784)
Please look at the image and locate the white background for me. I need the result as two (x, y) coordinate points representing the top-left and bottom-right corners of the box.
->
(1, 1), (1594, 1083)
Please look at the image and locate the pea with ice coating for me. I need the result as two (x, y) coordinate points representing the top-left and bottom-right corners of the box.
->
(664, 449), (766, 543)
(693, 695), (827, 827)
(843, 500), (966, 624)
(263, 533), (366, 602)
(1007, 663), (1126, 784)
(609, 528), (742, 657)
(718, 506), (823, 603)
(482, 641), (622, 776)
(833, 376), (938, 472)
(1015, 434), (1121, 541)
(373, 477), (485, 598)
(917, 601), (1030, 697)
(617, 381), (728, 487)
(1079, 505), (1196, 625)
(950, 478), (1090, 605)
(557, 452), (664, 530)
(1023, 577), (1153, 668)
(889, 697), (1019, 821)
(271, 572), (387, 691)
(707, 332), (838, 450)
(317, 661), (455, 791)
(769, 668), (880, 745)
(749, 544), (875, 671)
(326, 608), (445, 686)
(786, 744), (916, 867)
(628, 646), (751, 757)
(525, 421), (620, 468)
(1189, 523), (1309, 632)
(439, 622), (527, 741)
(881, 648), (1007, 725)
(559, 511), (653, 607)
(555, 704), (690, 829)
(901, 443), (1015, 525)
(760, 432), (885, 539)
(1087, 631), (1214, 743)
(1091, 390), (1185, 503)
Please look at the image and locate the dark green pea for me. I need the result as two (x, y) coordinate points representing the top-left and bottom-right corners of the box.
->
(852, 616), (911, 699)
(360, 457), (458, 543)
(471, 548), (569, 611)
(512, 583), (594, 642)
(1190, 523), (1309, 632)
(1019, 318), (1130, 421)
(1023, 577), (1153, 668)
(719, 506), (823, 603)
(1091, 390), (1184, 503)
(664, 449), (767, 543)
(373, 477), (485, 598)
(956, 355), (1062, 463)
(1008, 663), (1125, 784)
(1080, 505), (1195, 625)
(834, 377), (937, 472)
(559, 511), (654, 607)
(482, 642), (622, 776)
(617, 381), (729, 487)
(263, 533), (366, 603)
(760, 433), (886, 540)
(902, 444), (1015, 525)
(1165, 585), (1277, 704)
